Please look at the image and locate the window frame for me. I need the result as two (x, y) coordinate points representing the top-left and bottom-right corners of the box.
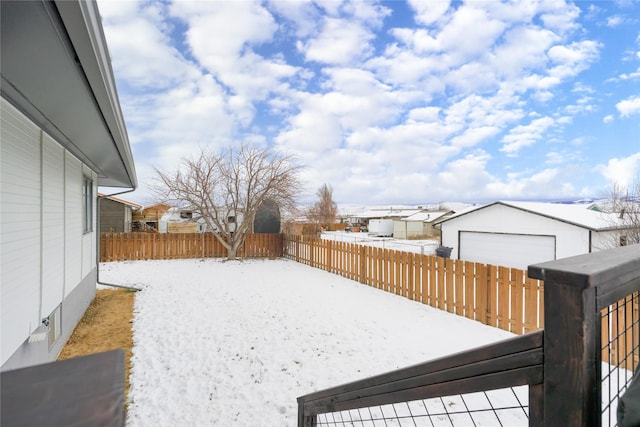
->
(83, 175), (94, 234)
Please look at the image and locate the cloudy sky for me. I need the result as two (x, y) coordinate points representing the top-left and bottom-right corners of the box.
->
(97, 0), (640, 207)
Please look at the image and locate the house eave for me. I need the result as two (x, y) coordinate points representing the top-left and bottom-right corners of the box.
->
(0, 0), (137, 188)
(434, 201), (626, 232)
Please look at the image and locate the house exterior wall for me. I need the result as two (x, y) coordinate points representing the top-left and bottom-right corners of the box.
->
(41, 133), (65, 316)
(592, 229), (625, 251)
(133, 204), (170, 232)
(440, 204), (591, 268)
(100, 198), (129, 233)
(393, 220), (425, 239)
(1, 98), (97, 370)
(423, 222), (441, 237)
(393, 220), (407, 239)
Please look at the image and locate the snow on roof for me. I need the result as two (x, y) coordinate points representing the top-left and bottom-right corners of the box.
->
(344, 208), (423, 219)
(337, 202), (470, 218)
(98, 193), (142, 209)
(438, 202), (472, 212)
(160, 207), (203, 223)
(403, 211), (451, 222)
(436, 201), (625, 231)
(502, 201), (626, 230)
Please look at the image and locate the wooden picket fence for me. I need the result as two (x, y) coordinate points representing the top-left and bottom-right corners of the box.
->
(283, 234), (544, 335)
(283, 235), (639, 370)
(100, 232), (636, 369)
(100, 232), (283, 262)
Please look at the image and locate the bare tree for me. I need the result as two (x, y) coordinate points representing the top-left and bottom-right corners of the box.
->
(307, 183), (337, 225)
(154, 144), (302, 259)
(602, 180), (640, 247)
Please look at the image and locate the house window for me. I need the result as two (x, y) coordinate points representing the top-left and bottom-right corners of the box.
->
(83, 176), (93, 233)
(620, 236), (628, 247)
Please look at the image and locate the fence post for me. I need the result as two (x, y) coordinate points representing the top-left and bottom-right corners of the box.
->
(359, 245), (366, 284)
(529, 260), (601, 426)
(297, 401), (315, 427)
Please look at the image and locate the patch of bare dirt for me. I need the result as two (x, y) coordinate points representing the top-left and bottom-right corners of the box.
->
(58, 289), (135, 399)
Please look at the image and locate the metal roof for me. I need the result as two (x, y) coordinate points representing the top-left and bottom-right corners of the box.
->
(1, 0), (137, 188)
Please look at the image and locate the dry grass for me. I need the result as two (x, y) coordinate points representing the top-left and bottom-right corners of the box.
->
(58, 289), (135, 399)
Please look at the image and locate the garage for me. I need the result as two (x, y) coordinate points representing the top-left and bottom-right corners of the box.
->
(437, 201), (628, 271)
(459, 231), (556, 270)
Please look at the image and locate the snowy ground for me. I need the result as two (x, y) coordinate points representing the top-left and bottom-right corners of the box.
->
(100, 258), (529, 426)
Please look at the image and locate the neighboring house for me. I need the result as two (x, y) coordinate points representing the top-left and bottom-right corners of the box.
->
(393, 210), (453, 239)
(1, 0), (137, 370)
(156, 206), (248, 234)
(343, 207), (425, 231)
(133, 203), (172, 232)
(99, 193), (142, 233)
(158, 207), (209, 233)
(435, 201), (629, 270)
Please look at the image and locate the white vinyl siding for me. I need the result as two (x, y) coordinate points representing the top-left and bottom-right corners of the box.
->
(1, 99), (43, 365)
(64, 153), (82, 297)
(1, 98), (99, 366)
(41, 134), (65, 316)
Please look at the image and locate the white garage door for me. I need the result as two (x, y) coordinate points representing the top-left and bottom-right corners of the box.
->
(459, 231), (556, 270)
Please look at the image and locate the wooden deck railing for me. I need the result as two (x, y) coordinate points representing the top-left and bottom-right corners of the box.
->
(297, 244), (640, 427)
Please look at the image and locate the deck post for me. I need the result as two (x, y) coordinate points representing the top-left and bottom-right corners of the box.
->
(527, 246), (640, 427)
(542, 278), (599, 426)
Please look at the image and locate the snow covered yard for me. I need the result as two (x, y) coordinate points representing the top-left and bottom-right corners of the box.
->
(100, 258), (521, 426)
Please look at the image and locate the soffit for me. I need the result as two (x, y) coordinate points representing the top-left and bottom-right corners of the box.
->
(0, 0), (136, 188)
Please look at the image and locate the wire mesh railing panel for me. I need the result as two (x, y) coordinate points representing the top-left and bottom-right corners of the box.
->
(314, 386), (529, 427)
(601, 290), (639, 427)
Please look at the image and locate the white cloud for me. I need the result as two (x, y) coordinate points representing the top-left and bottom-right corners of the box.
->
(619, 68), (640, 80)
(407, 107), (441, 123)
(597, 153), (640, 187)
(171, 1), (276, 60)
(433, 152), (496, 200)
(546, 151), (565, 165)
(538, 1), (580, 34)
(606, 15), (624, 27)
(407, 0), (450, 26)
(451, 126), (501, 149)
(485, 168), (576, 200)
(98, 1), (198, 88)
(547, 40), (601, 79)
(500, 117), (555, 155)
(98, 0), (638, 206)
(341, 1), (391, 26)
(438, 5), (506, 62)
(616, 95), (640, 117)
(266, 0), (319, 38)
(300, 18), (375, 65)
(492, 26), (558, 79)
(295, 1), (389, 66)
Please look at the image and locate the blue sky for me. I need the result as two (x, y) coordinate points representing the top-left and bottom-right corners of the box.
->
(97, 0), (640, 207)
